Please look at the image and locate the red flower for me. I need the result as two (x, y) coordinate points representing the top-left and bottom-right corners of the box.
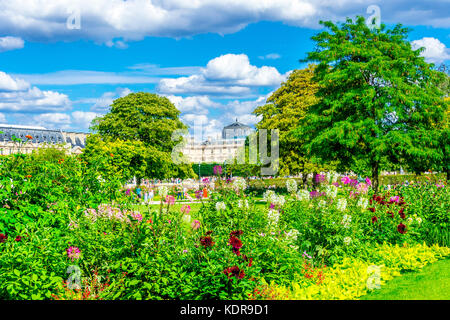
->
(399, 208), (405, 219)
(25, 135), (33, 140)
(371, 216), (378, 223)
(229, 236), (242, 249)
(15, 235), (21, 242)
(388, 211), (394, 218)
(0, 233), (7, 243)
(223, 266), (245, 280)
(368, 207), (376, 213)
(200, 235), (215, 248)
(397, 223), (407, 234)
(230, 230), (243, 237)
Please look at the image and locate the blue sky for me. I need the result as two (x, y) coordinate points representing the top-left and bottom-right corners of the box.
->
(0, 0), (449, 138)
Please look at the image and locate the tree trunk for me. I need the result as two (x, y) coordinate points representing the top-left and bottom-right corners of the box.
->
(372, 162), (379, 193)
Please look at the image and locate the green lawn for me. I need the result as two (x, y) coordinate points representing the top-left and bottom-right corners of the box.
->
(361, 258), (450, 300)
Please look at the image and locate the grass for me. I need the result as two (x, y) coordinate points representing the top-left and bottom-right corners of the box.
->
(361, 258), (450, 300)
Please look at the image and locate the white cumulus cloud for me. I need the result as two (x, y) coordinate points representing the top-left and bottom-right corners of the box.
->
(0, 36), (24, 52)
(411, 37), (450, 64)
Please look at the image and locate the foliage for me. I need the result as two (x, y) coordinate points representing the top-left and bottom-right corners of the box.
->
(295, 17), (449, 191)
(88, 92), (195, 180)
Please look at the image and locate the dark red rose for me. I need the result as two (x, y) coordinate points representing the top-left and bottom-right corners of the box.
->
(229, 236), (242, 249)
(15, 235), (21, 242)
(399, 208), (405, 219)
(0, 233), (7, 243)
(200, 235), (215, 248)
(223, 266), (245, 280)
(397, 223), (407, 234)
(230, 230), (243, 237)
(371, 216), (378, 223)
(368, 207), (376, 213)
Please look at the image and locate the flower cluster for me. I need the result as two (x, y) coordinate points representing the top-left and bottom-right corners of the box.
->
(297, 189), (310, 201)
(325, 185), (338, 198)
(213, 165), (222, 175)
(237, 199), (249, 209)
(232, 177), (247, 191)
(228, 230), (244, 256)
(223, 266), (245, 281)
(267, 209), (280, 226)
(200, 231), (215, 248)
(341, 214), (352, 228)
(158, 186), (169, 198)
(67, 246), (81, 261)
(336, 198), (347, 212)
(215, 201), (226, 211)
(286, 179), (298, 193)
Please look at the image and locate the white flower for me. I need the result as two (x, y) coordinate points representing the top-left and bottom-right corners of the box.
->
(341, 214), (352, 228)
(285, 229), (300, 242)
(215, 201), (226, 211)
(326, 171), (339, 184)
(264, 190), (285, 208)
(274, 195), (285, 207)
(407, 217), (413, 224)
(297, 189), (310, 202)
(416, 217), (422, 224)
(336, 198), (347, 212)
(158, 186), (169, 198)
(237, 199), (249, 209)
(233, 177), (247, 191)
(357, 197), (369, 210)
(286, 179), (298, 193)
(325, 185), (338, 199)
(267, 209), (280, 225)
(181, 214), (192, 224)
(343, 236), (352, 245)
(263, 190), (276, 203)
(317, 200), (327, 209)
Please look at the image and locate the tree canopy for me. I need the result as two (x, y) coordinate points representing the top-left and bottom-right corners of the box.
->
(86, 92), (195, 181)
(294, 17), (448, 191)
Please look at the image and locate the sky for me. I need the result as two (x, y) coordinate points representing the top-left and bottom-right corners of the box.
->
(0, 0), (449, 139)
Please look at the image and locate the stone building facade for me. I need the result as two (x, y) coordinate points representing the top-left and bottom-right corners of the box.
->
(182, 119), (253, 164)
(0, 124), (88, 156)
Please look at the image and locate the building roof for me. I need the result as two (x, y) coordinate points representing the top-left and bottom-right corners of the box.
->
(0, 125), (65, 144)
(223, 118), (251, 129)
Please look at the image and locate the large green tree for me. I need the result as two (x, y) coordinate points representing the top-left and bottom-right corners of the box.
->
(295, 17), (448, 191)
(87, 92), (195, 181)
(253, 65), (332, 182)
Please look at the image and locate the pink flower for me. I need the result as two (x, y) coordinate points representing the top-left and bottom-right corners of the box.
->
(67, 246), (81, 261)
(365, 177), (372, 186)
(131, 211), (143, 222)
(181, 204), (191, 215)
(165, 195), (175, 205)
(356, 183), (368, 194)
(389, 196), (400, 203)
(341, 176), (351, 185)
(191, 219), (201, 230)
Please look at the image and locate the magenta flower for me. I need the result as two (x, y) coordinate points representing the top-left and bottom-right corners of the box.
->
(213, 165), (223, 175)
(131, 211), (143, 222)
(67, 246), (81, 261)
(181, 204), (191, 214)
(165, 195), (175, 205)
(191, 220), (201, 230)
(341, 176), (351, 185)
(365, 177), (372, 186)
(389, 196), (400, 203)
